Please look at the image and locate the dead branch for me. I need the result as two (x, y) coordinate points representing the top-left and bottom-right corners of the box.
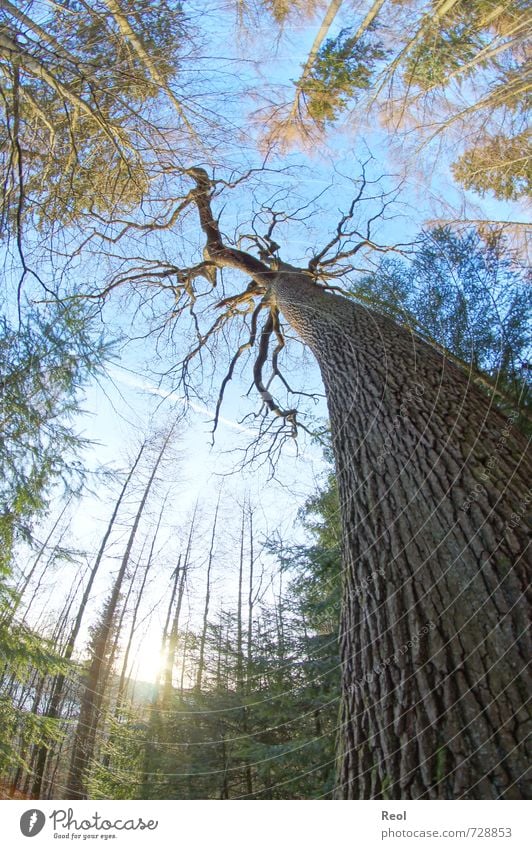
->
(186, 167), (273, 287)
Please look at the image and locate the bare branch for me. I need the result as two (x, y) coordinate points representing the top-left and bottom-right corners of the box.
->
(211, 300), (264, 437)
(252, 310), (298, 437)
(186, 166), (273, 287)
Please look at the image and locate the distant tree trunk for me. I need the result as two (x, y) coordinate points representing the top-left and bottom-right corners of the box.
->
(275, 568), (285, 673)
(161, 503), (196, 706)
(220, 737), (230, 800)
(236, 506), (245, 691)
(244, 503), (255, 798)
(10, 564), (88, 797)
(30, 440), (146, 799)
(141, 503), (196, 799)
(14, 496), (72, 613)
(100, 499), (167, 773)
(246, 506), (255, 677)
(271, 269), (531, 800)
(196, 493), (220, 691)
(9, 672), (47, 796)
(156, 555), (181, 697)
(97, 544), (143, 719)
(143, 547), (182, 793)
(21, 527), (70, 627)
(66, 428), (174, 800)
(215, 606), (224, 687)
(117, 495), (167, 704)
(161, 556), (187, 705)
(179, 623), (189, 694)
(53, 560), (91, 651)
(234, 503), (254, 797)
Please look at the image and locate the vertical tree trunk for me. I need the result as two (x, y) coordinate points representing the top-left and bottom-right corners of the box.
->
(156, 548), (182, 698)
(272, 270), (531, 800)
(117, 495), (167, 705)
(244, 503), (255, 798)
(161, 503), (197, 707)
(9, 672), (47, 796)
(142, 503), (195, 799)
(21, 527), (70, 626)
(14, 497), (72, 613)
(98, 547), (142, 714)
(246, 505), (255, 678)
(215, 606), (224, 687)
(161, 558), (187, 704)
(179, 623), (189, 694)
(236, 506), (245, 691)
(196, 492), (221, 690)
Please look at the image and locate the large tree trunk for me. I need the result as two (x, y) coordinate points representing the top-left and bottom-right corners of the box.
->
(271, 269), (531, 800)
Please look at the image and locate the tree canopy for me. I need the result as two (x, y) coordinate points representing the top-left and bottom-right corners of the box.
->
(0, 0), (191, 233)
(257, 0), (530, 201)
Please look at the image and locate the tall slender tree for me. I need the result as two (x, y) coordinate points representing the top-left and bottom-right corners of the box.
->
(196, 493), (221, 691)
(66, 425), (177, 799)
(161, 503), (197, 707)
(29, 440), (146, 799)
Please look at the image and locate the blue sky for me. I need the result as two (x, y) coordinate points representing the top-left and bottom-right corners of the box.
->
(3, 0), (528, 684)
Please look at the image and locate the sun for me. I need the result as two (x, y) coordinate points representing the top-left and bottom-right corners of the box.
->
(127, 630), (165, 686)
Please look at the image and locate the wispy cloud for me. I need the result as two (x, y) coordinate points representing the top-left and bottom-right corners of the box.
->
(108, 366), (254, 434)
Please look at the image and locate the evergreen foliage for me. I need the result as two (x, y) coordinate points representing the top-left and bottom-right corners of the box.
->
(271, 0), (530, 199)
(0, 0), (187, 231)
(300, 31), (386, 124)
(0, 299), (111, 574)
(0, 297), (111, 792)
(351, 226), (531, 420)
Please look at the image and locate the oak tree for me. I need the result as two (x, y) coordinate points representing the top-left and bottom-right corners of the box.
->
(105, 163), (530, 799)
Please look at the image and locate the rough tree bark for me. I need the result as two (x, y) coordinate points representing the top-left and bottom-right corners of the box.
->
(270, 269), (530, 800)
